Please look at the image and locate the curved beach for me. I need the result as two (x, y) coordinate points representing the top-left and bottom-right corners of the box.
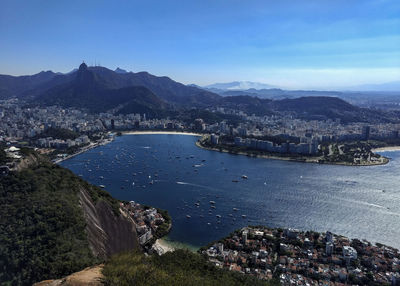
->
(123, 131), (202, 136)
(372, 146), (400, 152)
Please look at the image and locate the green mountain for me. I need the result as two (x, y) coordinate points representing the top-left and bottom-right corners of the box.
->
(102, 250), (276, 286)
(221, 95), (395, 123)
(36, 63), (168, 115)
(1, 63), (219, 108)
(0, 71), (58, 99)
(0, 156), (139, 286)
(1, 64), (397, 123)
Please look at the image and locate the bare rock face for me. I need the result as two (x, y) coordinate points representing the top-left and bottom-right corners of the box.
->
(33, 265), (104, 286)
(14, 153), (47, 171)
(34, 187), (139, 286)
(79, 188), (139, 259)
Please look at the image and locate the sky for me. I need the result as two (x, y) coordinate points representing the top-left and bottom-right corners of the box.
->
(0, 0), (399, 89)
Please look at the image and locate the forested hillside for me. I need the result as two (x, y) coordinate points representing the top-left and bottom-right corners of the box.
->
(102, 249), (278, 286)
(0, 163), (120, 285)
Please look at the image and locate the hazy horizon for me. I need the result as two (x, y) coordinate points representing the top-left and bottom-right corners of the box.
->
(1, 0), (399, 90)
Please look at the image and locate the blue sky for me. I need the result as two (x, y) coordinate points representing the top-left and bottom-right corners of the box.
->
(0, 0), (399, 89)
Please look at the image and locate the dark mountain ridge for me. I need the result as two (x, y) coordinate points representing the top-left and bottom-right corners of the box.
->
(35, 63), (168, 115)
(0, 70), (58, 98)
(1, 64), (219, 107)
(0, 64), (396, 123)
(221, 95), (395, 123)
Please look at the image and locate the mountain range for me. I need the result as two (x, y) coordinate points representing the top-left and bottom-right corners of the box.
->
(345, 81), (400, 92)
(203, 80), (400, 93)
(204, 81), (276, 91)
(0, 64), (397, 123)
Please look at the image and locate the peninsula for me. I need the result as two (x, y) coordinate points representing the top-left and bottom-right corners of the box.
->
(197, 134), (390, 166)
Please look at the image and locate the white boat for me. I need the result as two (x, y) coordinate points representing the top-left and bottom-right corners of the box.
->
(241, 175), (248, 179)
(99, 185), (105, 188)
(186, 215), (191, 218)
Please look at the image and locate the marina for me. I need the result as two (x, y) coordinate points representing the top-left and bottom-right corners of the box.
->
(61, 134), (400, 249)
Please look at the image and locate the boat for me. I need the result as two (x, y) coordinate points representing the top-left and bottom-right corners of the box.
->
(241, 175), (248, 179)
(99, 185), (105, 188)
(194, 203), (200, 206)
(232, 180), (239, 183)
(186, 215), (191, 218)
(241, 215), (247, 218)
(209, 201), (216, 204)
(233, 208), (239, 211)
(216, 215), (221, 218)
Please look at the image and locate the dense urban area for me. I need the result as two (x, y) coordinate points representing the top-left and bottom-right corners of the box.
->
(203, 226), (400, 285)
(1, 97), (400, 286)
(1, 97), (399, 170)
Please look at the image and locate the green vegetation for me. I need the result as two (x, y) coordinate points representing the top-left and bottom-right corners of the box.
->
(102, 249), (276, 286)
(0, 163), (120, 285)
(320, 141), (387, 165)
(33, 127), (80, 140)
(154, 208), (171, 239)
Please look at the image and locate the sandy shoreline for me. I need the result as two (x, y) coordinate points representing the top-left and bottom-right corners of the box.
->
(54, 139), (113, 164)
(372, 146), (400, 152)
(123, 131), (202, 136)
(152, 239), (175, 255)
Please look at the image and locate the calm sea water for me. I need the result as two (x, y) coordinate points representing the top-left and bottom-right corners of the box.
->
(60, 134), (400, 249)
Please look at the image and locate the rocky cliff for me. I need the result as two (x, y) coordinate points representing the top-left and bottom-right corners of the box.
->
(0, 162), (139, 285)
(79, 187), (139, 259)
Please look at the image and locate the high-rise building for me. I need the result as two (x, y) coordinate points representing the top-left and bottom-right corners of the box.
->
(362, 126), (371, 140)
